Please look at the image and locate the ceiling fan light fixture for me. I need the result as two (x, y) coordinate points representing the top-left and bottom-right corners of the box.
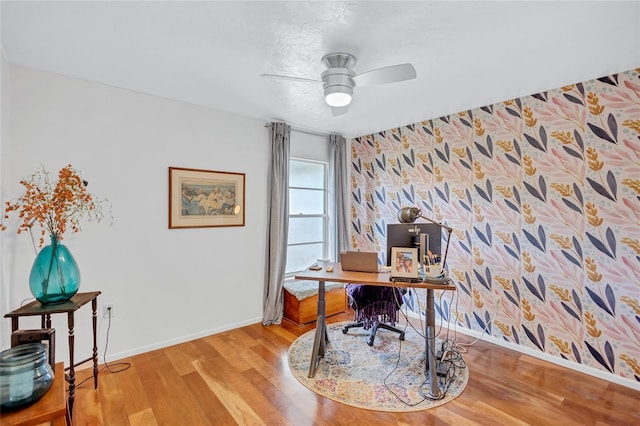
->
(324, 86), (353, 107)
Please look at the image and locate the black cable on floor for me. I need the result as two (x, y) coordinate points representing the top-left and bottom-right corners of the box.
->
(390, 285), (468, 403)
(68, 309), (131, 391)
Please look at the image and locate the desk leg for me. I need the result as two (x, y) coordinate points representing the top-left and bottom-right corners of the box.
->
(308, 280), (327, 378)
(426, 288), (441, 398)
(91, 296), (99, 389)
(67, 311), (76, 418)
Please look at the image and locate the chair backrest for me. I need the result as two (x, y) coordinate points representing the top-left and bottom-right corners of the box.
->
(346, 284), (404, 327)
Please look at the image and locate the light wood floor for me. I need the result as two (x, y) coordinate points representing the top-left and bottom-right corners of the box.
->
(71, 311), (640, 425)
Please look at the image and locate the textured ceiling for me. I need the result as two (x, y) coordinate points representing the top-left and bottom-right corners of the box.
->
(2, 1), (639, 138)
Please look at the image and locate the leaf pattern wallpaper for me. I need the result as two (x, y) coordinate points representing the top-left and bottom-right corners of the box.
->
(350, 68), (640, 384)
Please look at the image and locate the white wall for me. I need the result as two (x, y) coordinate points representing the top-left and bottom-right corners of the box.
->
(0, 44), (12, 351)
(0, 65), (269, 363)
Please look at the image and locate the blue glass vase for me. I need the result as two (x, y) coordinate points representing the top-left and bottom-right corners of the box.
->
(29, 235), (80, 305)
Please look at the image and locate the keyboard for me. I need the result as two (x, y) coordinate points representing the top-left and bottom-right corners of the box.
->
(390, 277), (422, 283)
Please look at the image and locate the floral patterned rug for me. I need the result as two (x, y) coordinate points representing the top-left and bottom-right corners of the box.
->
(287, 322), (469, 412)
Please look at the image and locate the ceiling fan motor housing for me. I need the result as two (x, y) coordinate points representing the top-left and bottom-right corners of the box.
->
(322, 68), (355, 92)
(321, 53), (357, 107)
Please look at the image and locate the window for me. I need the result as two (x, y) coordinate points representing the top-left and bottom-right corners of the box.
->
(286, 159), (329, 275)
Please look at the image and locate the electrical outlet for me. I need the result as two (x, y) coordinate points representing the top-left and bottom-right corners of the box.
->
(103, 304), (114, 319)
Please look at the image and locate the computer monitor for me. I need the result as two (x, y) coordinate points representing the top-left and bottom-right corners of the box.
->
(386, 223), (442, 266)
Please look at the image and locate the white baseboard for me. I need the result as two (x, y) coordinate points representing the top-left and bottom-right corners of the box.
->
(405, 311), (640, 391)
(102, 316), (262, 363)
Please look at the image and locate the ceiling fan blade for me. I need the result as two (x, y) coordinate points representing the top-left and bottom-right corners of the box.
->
(331, 106), (348, 117)
(353, 63), (416, 87)
(260, 73), (321, 84)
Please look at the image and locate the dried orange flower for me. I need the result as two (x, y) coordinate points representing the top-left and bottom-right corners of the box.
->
(1, 164), (111, 247)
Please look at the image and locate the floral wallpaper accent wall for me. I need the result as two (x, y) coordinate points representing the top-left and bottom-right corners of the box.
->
(350, 68), (640, 383)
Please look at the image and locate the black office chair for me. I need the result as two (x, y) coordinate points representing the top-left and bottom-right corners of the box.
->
(341, 284), (405, 346)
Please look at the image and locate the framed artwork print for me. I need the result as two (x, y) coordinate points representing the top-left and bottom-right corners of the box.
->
(390, 247), (419, 279)
(169, 166), (245, 229)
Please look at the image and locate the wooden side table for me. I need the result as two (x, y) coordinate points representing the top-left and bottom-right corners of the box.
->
(1, 362), (70, 426)
(4, 291), (101, 418)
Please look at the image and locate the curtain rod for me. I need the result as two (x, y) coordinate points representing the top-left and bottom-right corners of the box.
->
(264, 123), (332, 137)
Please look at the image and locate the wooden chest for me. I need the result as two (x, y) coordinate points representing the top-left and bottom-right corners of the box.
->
(283, 282), (347, 325)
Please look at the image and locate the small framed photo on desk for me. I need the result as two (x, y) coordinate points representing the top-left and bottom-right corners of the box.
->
(390, 247), (419, 279)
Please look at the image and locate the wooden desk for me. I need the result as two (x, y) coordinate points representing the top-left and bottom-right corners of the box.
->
(1, 362), (69, 426)
(4, 291), (101, 417)
(295, 262), (455, 398)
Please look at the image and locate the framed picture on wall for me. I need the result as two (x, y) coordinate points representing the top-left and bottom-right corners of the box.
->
(169, 166), (245, 228)
(390, 247), (419, 279)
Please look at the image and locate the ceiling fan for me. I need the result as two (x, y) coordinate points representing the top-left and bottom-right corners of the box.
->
(261, 52), (416, 116)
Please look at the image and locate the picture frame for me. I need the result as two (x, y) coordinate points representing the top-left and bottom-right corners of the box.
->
(390, 247), (419, 279)
(169, 166), (245, 229)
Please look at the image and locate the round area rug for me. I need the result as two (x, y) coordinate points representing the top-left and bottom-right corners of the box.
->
(288, 321), (469, 412)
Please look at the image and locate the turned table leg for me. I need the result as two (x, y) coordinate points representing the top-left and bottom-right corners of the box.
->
(67, 311), (76, 417)
(91, 296), (99, 389)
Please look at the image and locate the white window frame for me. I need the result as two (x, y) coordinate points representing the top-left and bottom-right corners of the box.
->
(286, 158), (330, 277)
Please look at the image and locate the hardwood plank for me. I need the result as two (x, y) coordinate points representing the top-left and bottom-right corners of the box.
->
(133, 350), (211, 425)
(71, 312), (640, 425)
(128, 408), (158, 426)
(181, 370), (237, 425)
(203, 333), (253, 373)
(192, 359), (267, 425)
(95, 366), (128, 426)
(164, 340), (202, 376)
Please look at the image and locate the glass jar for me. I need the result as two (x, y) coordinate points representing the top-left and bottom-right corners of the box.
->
(0, 343), (54, 410)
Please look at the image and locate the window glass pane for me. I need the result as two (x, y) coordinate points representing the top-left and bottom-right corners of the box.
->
(288, 217), (323, 244)
(290, 189), (324, 214)
(286, 243), (323, 274)
(290, 160), (324, 189)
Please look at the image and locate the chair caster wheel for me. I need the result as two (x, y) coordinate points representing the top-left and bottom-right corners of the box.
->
(399, 333), (405, 341)
(367, 338), (374, 346)
(342, 327), (348, 334)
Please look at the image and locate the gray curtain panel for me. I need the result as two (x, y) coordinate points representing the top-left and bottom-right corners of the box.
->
(262, 122), (290, 325)
(329, 134), (349, 260)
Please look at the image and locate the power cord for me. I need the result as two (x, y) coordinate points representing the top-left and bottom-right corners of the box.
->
(382, 282), (467, 404)
(450, 289), (501, 353)
(20, 297), (35, 307)
(101, 306), (131, 374)
(384, 272), (501, 405)
(422, 289), (467, 400)
(382, 322), (432, 406)
(69, 306), (130, 391)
